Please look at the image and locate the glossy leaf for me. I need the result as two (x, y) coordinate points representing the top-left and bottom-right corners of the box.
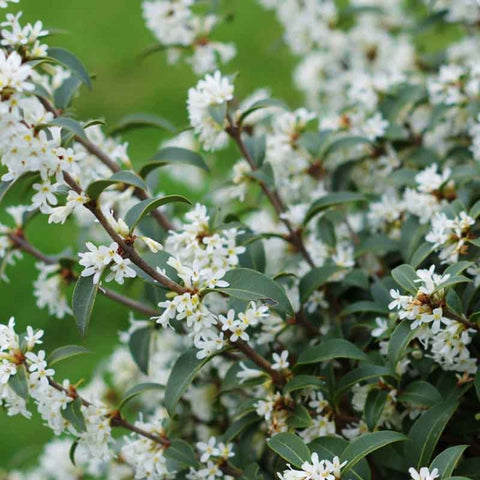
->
(61, 397), (86, 432)
(430, 445), (468, 478)
(299, 266), (344, 304)
(72, 276), (99, 337)
(128, 327), (152, 375)
(47, 47), (92, 88)
(8, 364), (29, 400)
(364, 389), (388, 430)
(48, 345), (90, 366)
(391, 264), (418, 295)
(139, 147), (209, 177)
(124, 194), (191, 232)
(164, 348), (212, 418)
(304, 192), (366, 225)
(164, 439), (199, 468)
(398, 381), (443, 408)
(119, 382), (165, 410)
(388, 321), (419, 368)
(86, 170), (147, 200)
(297, 338), (367, 365)
(267, 432), (311, 468)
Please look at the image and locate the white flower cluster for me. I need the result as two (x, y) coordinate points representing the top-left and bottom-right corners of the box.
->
(409, 466), (439, 480)
(426, 211), (476, 264)
(277, 452), (346, 480)
(0, 318), (114, 462)
(389, 266), (477, 374)
(187, 71), (234, 151)
(186, 436), (235, 480)
(424, 0), (480, 24)
(142, 0), (236, 74)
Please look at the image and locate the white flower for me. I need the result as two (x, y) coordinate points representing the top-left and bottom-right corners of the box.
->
(408, 467), (440, 480)
(105, 257), (136, 285)
(372, 317), (388, 337)
(196, 436), (219, 463)
(187, 71), (234, 151)
(272, 350), (289, 371)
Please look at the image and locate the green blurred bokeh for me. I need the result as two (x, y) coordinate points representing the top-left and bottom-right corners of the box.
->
(0, 0), (299, 468)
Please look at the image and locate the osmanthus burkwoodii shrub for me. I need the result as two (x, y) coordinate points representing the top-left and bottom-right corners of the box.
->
(0, 0), (479, 479)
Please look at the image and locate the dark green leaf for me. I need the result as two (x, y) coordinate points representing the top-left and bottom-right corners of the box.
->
(72, 276), (99, 337)
(164, 439), (199, 468)
(430, 445), (468, 478)
(283, 375), (325, 394)
(287, 404), (312, 428)
(267, 432), (311, 468)
(388, 321), (419, 368)
(86, 170), (148, 200)
(391, 264), (418, 295)
(165, 348), (212, 418)
(110, 113), (176, 135)
(8, 364), (29, 400)
(140, 147), (209, 177)
(398, 381), (442, 408)
(47, 47), (92, 88)
(342, 431), (407, 473)
(238, 98), (287, 125)
(304, 193), (366, 225)
(364, 389), (388, 430)
(54, 76), (81, 109)
(297, 338), (367, 365)
(299, 266), (344, 304)
(48, 116), (87, 140)
(410, 242), (435, 269)
(244, 135), (266, 167)
(337, 365), (395, 394)
(324, 136), (372, 158)
(119, 382), (165, 410)
(341, 301), (388, 316)
(48, 345), (90, 366)
(215, 268), (294, 319)
(404, 399), (458, 468)
(223, 413), (260, 442)
(61, 397), (86, 432)
(128, 327), (152, 375)
(208, 103), (227, 125)
(124, 194), (191, 232)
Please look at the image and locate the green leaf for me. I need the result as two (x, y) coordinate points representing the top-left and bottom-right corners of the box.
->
(223, 412), (260, 442)
(208, 103), (227, 125)
(297, 338), (367, 365)
(72, 276), (99, 337)
(391, 264), (418, 295)
(342, 431), (407, 473)
(54, 75), (81, 109)
(244, 135), (266, 167)
(341, 301), (388, 316)
(398, 381), (442, 408)
(8, 364), (29, 400)
(247, 161), (275, 187)
(298, 130), (331, 158)
(304, 192), (366, 225)
(48, 116), (87, 140)
(238, 98), (287, 125)
(164, 439), (199, 468)
(469, 199), (480, 219)
(267, 432), (311, 468)
(69, 440), (79, 466)
(364, 389), (388, 430)
(299, 266), (344, 304)
(324, 136), (372, 158)
(430, 445), (468, 478)
(86, 170), (148, 200)
(165, 348), (212, 418)
(215, 268), (294, 319)
(337, 365), (395, 394)
(0, 180), (14, 203)
(446, 289), (463, 314)
(404, 399), (458, 469)
(124, 194), (191, 232)
(433, 275), (471, 292)
(139, 147), (209, 177)
(61, 397), (86, 432)
(283, 375), (325, 394)
(388, 321), (419, 368)
(119, 382), (165, 410)
(444, 261), (474, 278)
(128, 327), (152, 375)
(287, 404), (313, 428)
(410, 242), (435, 269)
(110, 113), (176, 135)
(48, 345), (90, 366)
(47, 47), (92, 89)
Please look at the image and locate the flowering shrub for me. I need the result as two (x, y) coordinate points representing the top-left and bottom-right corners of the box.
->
(0, 0), (480, 478)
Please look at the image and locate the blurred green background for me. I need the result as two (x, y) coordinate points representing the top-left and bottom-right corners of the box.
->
(0, 0), (300, 468)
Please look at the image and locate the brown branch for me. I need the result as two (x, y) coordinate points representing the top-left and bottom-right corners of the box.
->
(37, 96), (175, 231)
(226, 116), (315, 268)
(446, 308), (480, 331)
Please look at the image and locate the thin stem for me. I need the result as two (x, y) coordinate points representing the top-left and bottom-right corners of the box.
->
(37, 96), (175, 231)
(8, 232), (159, 318)
(226, 116), (315, 268)
(446, 308), (480, 331)
(62, 172), (187, 295)
(47, 377), (169, 446)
